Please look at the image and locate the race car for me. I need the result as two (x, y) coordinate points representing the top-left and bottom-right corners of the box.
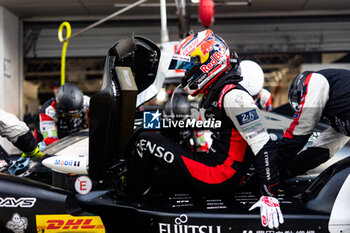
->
(0, 35), (349, 233)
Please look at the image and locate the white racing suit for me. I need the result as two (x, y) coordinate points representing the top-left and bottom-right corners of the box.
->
(278, 69), (350, 177)
(220, 84), (279, 196)
(0, 109), (37, 153)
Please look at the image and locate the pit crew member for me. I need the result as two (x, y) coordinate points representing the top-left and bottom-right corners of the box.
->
(278, 69), (350, 177)
(35, 83), (89, 146)
(240, 60), (272, 111)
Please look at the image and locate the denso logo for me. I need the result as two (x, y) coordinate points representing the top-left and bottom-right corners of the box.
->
(159, 214), (221, 233)
(200, 51), (223, 73)
(136, 139), (174, 163)
(0, 197), (36, 208)
(183, 38), (199, 55)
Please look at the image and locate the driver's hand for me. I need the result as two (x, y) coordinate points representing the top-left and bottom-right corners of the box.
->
(249, 196), (284, 229)
(21, 145), (45, 161)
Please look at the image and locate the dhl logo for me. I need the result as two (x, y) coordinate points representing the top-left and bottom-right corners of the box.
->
(36, 214), (105, 232)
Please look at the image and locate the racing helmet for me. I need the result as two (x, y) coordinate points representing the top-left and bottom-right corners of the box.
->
(168, 29), (231, 96)
(288, 71), (313, 112)
(239, 60), (264, 96)
(56, 83), (84, 118)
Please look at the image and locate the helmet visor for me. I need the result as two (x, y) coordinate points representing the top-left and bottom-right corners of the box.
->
(58, 112), (82, 119)
(168, 54), (198, 71)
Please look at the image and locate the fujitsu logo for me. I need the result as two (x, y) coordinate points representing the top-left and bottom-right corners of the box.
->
(159, 214), (221, 233)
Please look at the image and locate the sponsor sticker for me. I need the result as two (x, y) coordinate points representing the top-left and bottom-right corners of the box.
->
(243, 230), (316, 233)
(136, 139), (174, 163)
(158, 214), (222, 233)
(74, 176), (92, 195)
(236, 109), (259, 125)
(6, 213), (28, 233)
(0, 197), (36, 208)
(36, 214), (105, 232)
(246, 129), (265, 140)
(172, 54), (191, 62)
(54, 159), (81, 167)
(199, 50), (224, 73)
(242, 122), (262, 133)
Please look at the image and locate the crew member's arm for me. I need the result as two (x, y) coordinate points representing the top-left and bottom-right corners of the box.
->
(0, 109), (44, 160)
(223, 89), (279, 196)
(223, 89), (283, 229)
(286, 126), (350, 176)
(279, 73), (330, 161)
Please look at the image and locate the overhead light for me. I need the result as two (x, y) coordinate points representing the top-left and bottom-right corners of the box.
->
(214, 0), (251, 6)
(223, 1), (251, 6)
(114, 3), (176, 7)
(114, 0), (251, 7)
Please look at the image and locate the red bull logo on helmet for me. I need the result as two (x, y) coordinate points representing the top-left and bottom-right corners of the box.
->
(199, 50), (225, 73)
(189, 38), (216, 64)
(200, 39), (215, 55)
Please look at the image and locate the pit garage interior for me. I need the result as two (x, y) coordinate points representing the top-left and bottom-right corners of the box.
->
(0, 0), (350, 149)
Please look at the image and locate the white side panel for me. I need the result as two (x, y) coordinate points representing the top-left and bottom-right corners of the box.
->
(329, 174), (350, 233)
(42, 154), (88, 175)
(42, 138), (89, 174)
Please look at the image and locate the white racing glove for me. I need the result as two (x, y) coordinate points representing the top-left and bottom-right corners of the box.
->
(249, 196), (284, 229)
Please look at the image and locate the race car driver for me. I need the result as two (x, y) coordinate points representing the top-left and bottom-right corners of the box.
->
(278, 69), (350, 178)
(126, 29), (283, 229)
(34, 83), (90, 147)
(0, 109), (44, 160)
(240, 60), (273, 111)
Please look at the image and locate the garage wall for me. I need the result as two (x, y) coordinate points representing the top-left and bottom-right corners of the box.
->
(0, 7), (21, 114)
(24, 19), (350, 58)
(0, 6), (22, 153)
